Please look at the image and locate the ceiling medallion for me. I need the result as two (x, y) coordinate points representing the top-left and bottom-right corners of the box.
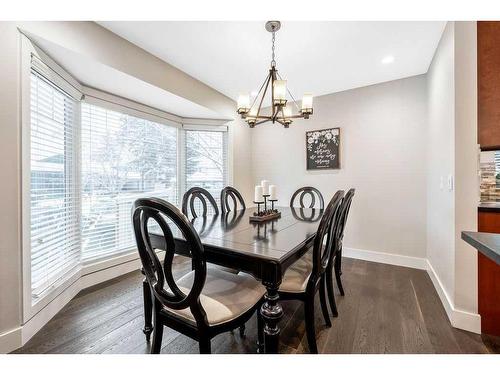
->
(236, 21), (313, 128)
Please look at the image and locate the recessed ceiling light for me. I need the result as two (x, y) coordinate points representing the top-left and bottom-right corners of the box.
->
(381, 55), (395, 64)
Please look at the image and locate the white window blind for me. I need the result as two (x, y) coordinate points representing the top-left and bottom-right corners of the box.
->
(81, 103), (178, 261)
(184, 129), (228, 213)
(29, 70), (80, 301)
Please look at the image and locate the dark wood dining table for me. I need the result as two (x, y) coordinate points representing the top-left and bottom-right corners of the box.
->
(148, 206), (324, 353)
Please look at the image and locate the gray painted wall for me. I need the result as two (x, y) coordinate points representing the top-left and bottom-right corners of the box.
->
(252, 75), (428, 259)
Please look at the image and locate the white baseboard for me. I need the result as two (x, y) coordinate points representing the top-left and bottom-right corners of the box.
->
(343, 246), (428, 270)
(80, 257), (142, 290)
(425, 259), (481, 334)
(0, 326), (22, 354)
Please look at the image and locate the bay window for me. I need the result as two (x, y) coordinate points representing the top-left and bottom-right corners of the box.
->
(23, 39), (229, 321)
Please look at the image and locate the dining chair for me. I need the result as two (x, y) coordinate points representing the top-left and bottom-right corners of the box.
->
(220, 186), (246, 214)
(326, 188), (355, 311)
(277, 190), (344, 353)
(290, 186), (325, 209)
(182, 187), (219, 218)
(290, 206), (323, 223)
(132, 198), (265, 354)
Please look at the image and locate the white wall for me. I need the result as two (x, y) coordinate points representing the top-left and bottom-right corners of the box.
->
(252, 75), (428, 260)
(426, 22), (456, 304)
(426, 21), (480, 333)
(0, 22), (23, 354)
(453, 21), (478, 317)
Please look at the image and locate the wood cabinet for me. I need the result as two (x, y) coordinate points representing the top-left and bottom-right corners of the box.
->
(478, 22), (500, 150)
(478, 209), (500, 336)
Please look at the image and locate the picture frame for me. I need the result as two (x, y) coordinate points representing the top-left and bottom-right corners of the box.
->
(306, 127), (341, 170)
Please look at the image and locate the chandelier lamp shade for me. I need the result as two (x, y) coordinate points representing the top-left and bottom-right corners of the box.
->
(236, 21), (314, 128)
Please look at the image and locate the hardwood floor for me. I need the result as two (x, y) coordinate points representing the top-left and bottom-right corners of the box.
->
(14, 258), (500, 354)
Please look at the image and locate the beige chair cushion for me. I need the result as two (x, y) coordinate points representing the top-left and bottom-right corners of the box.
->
(208, 264), (240, 274)
(163, 267), (265, 325)
(279, 251), (313, 293)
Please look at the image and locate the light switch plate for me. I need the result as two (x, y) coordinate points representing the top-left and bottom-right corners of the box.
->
(447, 174), (454, 191)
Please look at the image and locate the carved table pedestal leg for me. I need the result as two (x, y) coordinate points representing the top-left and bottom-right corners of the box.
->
(260, 285), (283, 354)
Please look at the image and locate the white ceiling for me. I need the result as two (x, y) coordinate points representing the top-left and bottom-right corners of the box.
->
(27, 34), (224, 119)
(98, 21), (446, 100)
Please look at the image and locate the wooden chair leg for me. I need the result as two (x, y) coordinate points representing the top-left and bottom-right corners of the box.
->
(326, 266), (338, 317)
(257, 311), (264, 353)
(319, 278), (332, 327)
(142, 277), (153, 341)
(304, 297), (318, 354)
(151, 319), (163, 354)
(334, 255), (345, 296)
(199, 337), (212, 354)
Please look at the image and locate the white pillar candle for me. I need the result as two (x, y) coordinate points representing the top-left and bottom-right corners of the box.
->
(254, 185), (263, 202)
(261, 180), (269, 195)
(269, 185), (277, 200)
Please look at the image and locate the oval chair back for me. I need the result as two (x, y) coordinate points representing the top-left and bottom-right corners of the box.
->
(308, 191), (344, 287)
(182, 187), (219, 219)
(290, 206), (323, 223)
(220, 186), (246, 214)
(132, 198), (209, 325)
(335, 188), (355, 254)
(290, 186), (325, 209)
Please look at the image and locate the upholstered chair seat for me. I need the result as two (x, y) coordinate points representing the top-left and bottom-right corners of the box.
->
(164, 267), (265, 325)
(279, 251), (313, 293)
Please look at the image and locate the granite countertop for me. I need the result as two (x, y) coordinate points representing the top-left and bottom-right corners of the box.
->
(462, 231), (500, 265)
(479, 202), (500, 212)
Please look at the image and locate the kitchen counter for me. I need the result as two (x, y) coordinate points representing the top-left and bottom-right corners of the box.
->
(479, 202), (500, 213)
(462, 231), (500, 265)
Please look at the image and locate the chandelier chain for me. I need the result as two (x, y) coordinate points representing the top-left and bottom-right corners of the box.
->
(271, 31), (276, 67)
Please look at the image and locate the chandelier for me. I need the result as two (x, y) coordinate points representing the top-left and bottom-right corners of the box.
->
(236, 21), (313, 128)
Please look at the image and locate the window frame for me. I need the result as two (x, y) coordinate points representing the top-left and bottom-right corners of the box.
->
(21, 35), (84, 322)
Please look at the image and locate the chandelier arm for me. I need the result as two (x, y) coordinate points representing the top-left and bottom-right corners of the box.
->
(256, 72), (272, 119)
(270, 67), (279, 120)
(249, 72), (272, 111)
(272, 107), (284, 123)
(276, 71), (301, 111)
(256, 118), (272, 126)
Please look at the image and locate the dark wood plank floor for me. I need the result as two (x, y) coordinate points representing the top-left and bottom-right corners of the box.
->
(14, 258), (500, 354)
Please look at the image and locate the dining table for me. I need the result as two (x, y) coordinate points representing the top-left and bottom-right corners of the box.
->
(147, 206), (324, 354)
